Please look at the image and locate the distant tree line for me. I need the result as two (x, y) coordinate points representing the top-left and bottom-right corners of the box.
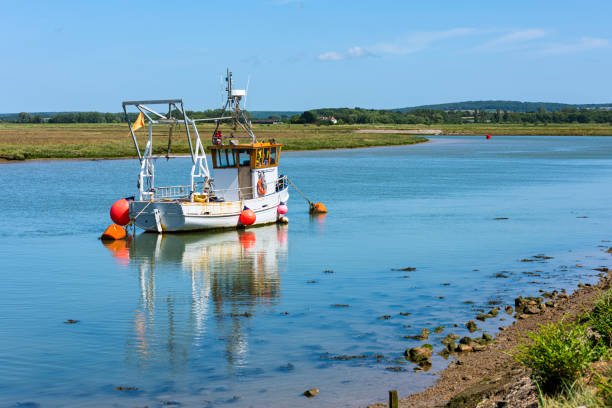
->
(4, 106), (612, 125)
(290, 107), (612, 125)
(3, 111), (143, 123)
(14, 112), (44, 123)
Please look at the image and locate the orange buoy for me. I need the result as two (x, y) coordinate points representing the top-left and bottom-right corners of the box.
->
(239, 207), (256, 225)
(101, 223), (127, 240)
(110, 198), (130, 226)
(310, 203), (327, 214)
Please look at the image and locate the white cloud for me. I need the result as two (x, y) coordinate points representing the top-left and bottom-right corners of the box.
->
(317, 46), (372, 61)
(316, 28), (609, 62)
(540, 37), (610, 55)
(372, 28), (476, 55)
(317, 51), (344, 61)
(475, 28), (547, 51)
(317, 28), (475, 61)
(347, 46), (366, 57)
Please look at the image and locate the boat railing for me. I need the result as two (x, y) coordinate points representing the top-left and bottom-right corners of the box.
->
(154, 185), (192, 200)
(150, 176), (289, 202)
(213, 175), (289, 201)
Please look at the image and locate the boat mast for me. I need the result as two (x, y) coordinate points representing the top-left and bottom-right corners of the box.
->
(212, 69), (255, 144)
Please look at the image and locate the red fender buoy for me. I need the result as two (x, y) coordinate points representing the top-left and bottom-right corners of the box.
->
(110, 198), (130, 226)
(239, 207), (256, 225)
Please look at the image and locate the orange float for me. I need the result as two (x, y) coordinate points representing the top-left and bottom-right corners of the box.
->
(310, 203), (327, 214)
(101, 223), (127, 240)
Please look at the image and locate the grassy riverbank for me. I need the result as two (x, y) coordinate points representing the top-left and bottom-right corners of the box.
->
(2, 122), (612, 160)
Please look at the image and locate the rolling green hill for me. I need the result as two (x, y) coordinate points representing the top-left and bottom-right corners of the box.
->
(395, 100), (612, 113)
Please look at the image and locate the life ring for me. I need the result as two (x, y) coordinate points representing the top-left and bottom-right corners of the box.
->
(257, 173), (267, 195)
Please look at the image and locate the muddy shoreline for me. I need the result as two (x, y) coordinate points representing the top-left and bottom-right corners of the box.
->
(369, 263), (612, 408)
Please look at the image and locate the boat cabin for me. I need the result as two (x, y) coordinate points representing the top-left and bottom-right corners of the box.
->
(209, 142), (282, 201)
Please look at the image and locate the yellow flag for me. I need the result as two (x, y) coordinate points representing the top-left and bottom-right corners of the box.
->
(132, 112), (145, 132)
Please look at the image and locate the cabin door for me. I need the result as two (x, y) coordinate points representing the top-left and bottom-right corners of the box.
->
(238, 166), (253, 199)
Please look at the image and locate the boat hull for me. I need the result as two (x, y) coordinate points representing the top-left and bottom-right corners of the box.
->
(130, 188), (289, 232)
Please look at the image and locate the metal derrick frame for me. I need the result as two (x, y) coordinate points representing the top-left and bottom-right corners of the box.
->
(121, 70), (256, 202)
(122, 99), (210, 201)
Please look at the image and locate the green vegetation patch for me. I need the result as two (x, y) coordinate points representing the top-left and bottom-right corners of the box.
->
(514, 320), (607, 392)
(590, 290), (612, 346)
(0, 123), (428, 160)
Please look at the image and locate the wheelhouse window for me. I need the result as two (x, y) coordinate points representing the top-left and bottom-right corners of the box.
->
(253, 146), (281, 168)
(214, 149), (236, 168)
(238, 149), (251, 167)
(270, 147), (278, 165)
(255, 148), (271, 167)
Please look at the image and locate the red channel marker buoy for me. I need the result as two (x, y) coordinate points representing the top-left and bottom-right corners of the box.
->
(486, 134), (491, 140)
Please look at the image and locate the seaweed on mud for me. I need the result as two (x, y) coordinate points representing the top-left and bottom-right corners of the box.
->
(229, 312), (253, 317)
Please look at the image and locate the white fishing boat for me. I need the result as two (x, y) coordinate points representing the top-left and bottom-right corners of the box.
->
(118, 70), (290, 233)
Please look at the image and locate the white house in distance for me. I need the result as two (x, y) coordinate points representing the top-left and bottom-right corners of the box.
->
(318, 116), (338, 124)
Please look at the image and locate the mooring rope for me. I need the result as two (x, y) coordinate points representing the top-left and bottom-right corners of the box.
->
(131, 199), (154, 223)
(286, 177), (313, 206)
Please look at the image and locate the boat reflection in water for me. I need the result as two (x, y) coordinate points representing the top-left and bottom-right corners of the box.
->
(104, 224), (288, 370)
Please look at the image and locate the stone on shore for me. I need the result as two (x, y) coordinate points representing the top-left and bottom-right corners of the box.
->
(303, 388), (319, 398)
(465, 320), (479, 332)
(441, 333), (460, 345)
(455, 344), (473, 353)
(406, 344), (433, 363)
(406, 328), (431, 340)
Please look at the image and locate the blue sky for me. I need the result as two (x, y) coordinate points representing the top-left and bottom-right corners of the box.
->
(1, 0), (611, 112)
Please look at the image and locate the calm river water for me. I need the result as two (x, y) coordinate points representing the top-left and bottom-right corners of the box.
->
(2, 136), (612, 407)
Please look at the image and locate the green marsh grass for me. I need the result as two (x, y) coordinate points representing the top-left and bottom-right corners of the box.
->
(0, 123), (427, 160)
(590, 290), (612, 346)
(537, 381), (603, 408)
(3, 122), (612, 160)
